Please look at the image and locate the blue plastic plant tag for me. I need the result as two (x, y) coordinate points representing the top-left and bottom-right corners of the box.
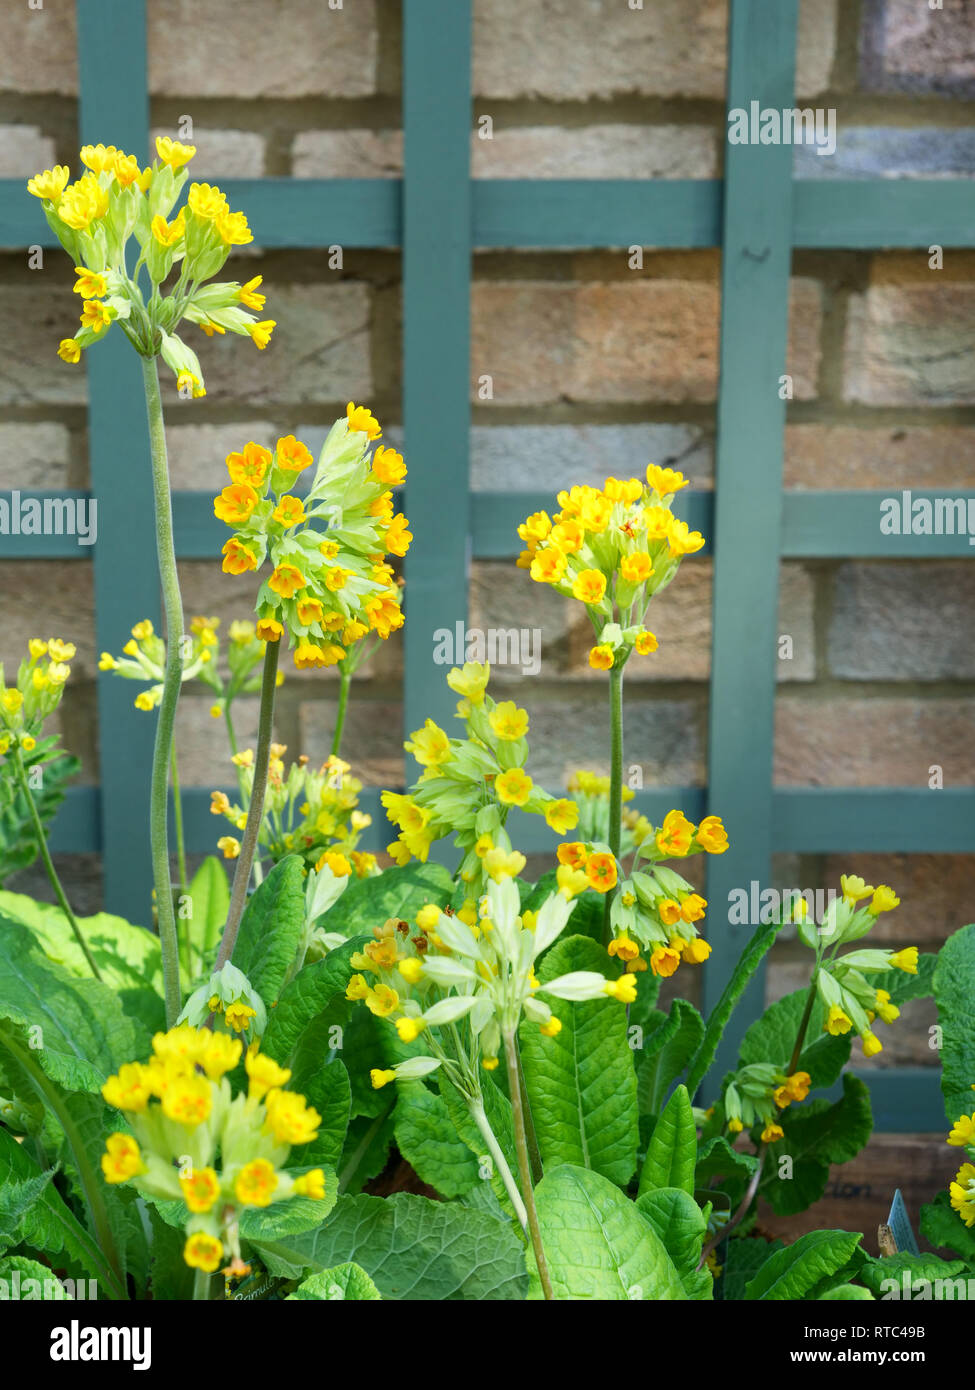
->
(887, 1189), (919, 1256)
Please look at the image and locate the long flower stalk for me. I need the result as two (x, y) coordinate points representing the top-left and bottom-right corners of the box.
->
(214, 640), (280, 969)
(503, 1027), (553, 1300)
(142, 355), (184, 1028)
(603, 661), (624, 946)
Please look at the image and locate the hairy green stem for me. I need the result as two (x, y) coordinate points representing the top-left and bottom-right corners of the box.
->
(503, 1028), (553, 1300)
(214, 641), (280, 969)
(142, 355), (184, 1028)
(193, 1268), (212, 1301)
(467, 1096), (529, 1230)
(331, 666), (352, 758)
(12, 748), (102, 981)
(170, 745), (188, 900)
(515, 1034), (544, 1184)
(603, 662), (624, 947)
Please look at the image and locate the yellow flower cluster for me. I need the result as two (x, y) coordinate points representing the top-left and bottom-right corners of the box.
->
(724, 1065), (813, 1143)
(0, 637), (76, 758)
(346, 881), (632, 1081)
(99, 615), (265, 713)
(948, 1088), (975, 1228)
(211, 747), (376, 877)
(517, 466), (704, 670)
(380, 662), (578, 895)
(99, 1025), (328, 1275)
(216, 409), (408, 672)
(28, 138), (272, 390)
(801, 876), (913, 1059)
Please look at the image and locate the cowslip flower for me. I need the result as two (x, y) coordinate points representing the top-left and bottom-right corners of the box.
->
(215, 415), (408, 673)
(28, 137), (272, 391)
(518, 464), (704, 670)
(99, 1025), (330, 1274)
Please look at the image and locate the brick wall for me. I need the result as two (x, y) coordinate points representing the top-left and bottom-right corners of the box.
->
(0, 0), (972, 1100)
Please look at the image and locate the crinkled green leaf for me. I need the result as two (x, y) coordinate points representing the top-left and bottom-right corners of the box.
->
(0, 1121), (123, 1298)
(520, 934), (638, 1186)
(147, 1205), (194, 1301)
(393, 1082), (479, 1199)
(637, 999), (705, 1115)
(232, 855), (306, 1009)
(251, 1191), (527, 1300)
(287, 1263), (381, 1300)
(695, 1134), (760, 1189)
(722, 1235), (784, 1301)
(744, 1229), (863, 1300)
(533, 1163), (686, 1300)
(687, 916), (782, 1097)
(920, 1191), (975, 1263)
(261, 937), (367, 1067)
(859, 1251), (968, 1299)
(337, 1105), (397, 1195)
(320, 863), (454, 938)
(635, 1186), (712, 1299)
(288, 1058), (350, 1172)
(639, 1085), (697, 1196)
(761, 1073), (873, 1217)
(0, 916), (148, 1090)
(934, 924), (975, 1125)
(0, 1254), (72, 1297)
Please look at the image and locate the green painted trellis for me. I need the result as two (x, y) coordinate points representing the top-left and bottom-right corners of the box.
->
(1, 0), (973, 1128)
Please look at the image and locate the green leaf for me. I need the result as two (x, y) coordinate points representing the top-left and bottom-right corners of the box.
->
(0, 1165), (55, 1244)
(261, 937), (367, 1067)
(533, 1163), (686, 1300)
(184, 855), (229, 970)
(739, 988), (850, 1089)
(722, 1236), (784, 1301)
(250, 1191), (528, 1300)
(320, 863), (454, 938)
(761, 1074), (873, 1217)
(819, 1283), (874, 1300)
(232, 855), (306, 1008)
(920, 1191), (975, 1262)
(147, 1205), (194, 1301)
(520, 934), (638, 1186)
(687, 916), (782, 1097)
(639, 1085), (697, 1196)
(0, 1255), (72, 1297)
(859, 1251), (968, 1299)
(393, 1082), (480, 1199)
(0, 914), (148, 1091)
(0, 1124), (124, 1298)
(744, 1229), (863, 1300)
(637, 999), (705, 1115)
(287, 1263), (381, 1300)
(695, 1135), (759, 1189)
(934, 923), (975, 1125)
(239, 1179), (338, 1242)
(635, 1186), (712, 1299)
(337, 1105), (397, 1196)
(288, 1058), (350, 1172)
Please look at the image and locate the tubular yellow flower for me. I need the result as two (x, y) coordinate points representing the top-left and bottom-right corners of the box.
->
(346, 402), (382, 439)
(495, 767), (533, 807)
(762, 1122), (785, 1143)
(620, 552), (653, 584)
(180, 1166), (221, 1213)
(539, 1016), (563, 1038)
(275, 435), (314, 473)
(263, 1089), (322, 1145)
(214, 483), (259, 525)
(634, 630), (658, 656)
(237, 276), (266, 311)
(608, 934), (640, 962)
(825, 1005), (853, 1036)
(949, 1114), (975, 1148)
(695, 815), (729, 854)
(268, 564), (306, 600)
(272, 495), (307, 528)
(365, 983), (400, 1018)
(372, 445), (407, 485)
(544, 798), (579, 834)
(889, 947), (918, 975)
(588, 644), (614, 670)
(79, 143), (118, 173)
(245, 1046), (291, 1100)
(200, 1031), (242, 1080)
(650, 945), (681, 978)
(603, 974), (639, 1003)
(681, 937), (711, 964)
(101, 1063), (152, 1113)
(224, 1001), (258, 1033)
(571, 569), (607, 605)
(57, 338), (82, 364)
(293, 1168), (328, 1199)
(217, 835), (241, 859)
(73, 267), (108, 298)
(161, 1074), (212, 1127)
(247, 319), (275, 349)
(530, 549), (567, 584)
(227, 441), (272, 487)
(155, 135), (197, 170)
(217, 209), (253, 246)
(371, 1068), (397, 1089)
(586, 853), (618, 894)
(656, 809), (695, 857)
(875, 989), (900, 1025)
(27, 165), (70, 200)
(861, 1031), (883, 1058)
(680, 893), (707, 923)
(488, 702), (529, 741)
(870, 885), (900, 914)
(646, 464), (689, 494)
(184, 1233), (223, 1273)
(395, 1017), (427, 1044)
(235, 1157), (279, 1208)
(100, 1133), (145, 1184)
